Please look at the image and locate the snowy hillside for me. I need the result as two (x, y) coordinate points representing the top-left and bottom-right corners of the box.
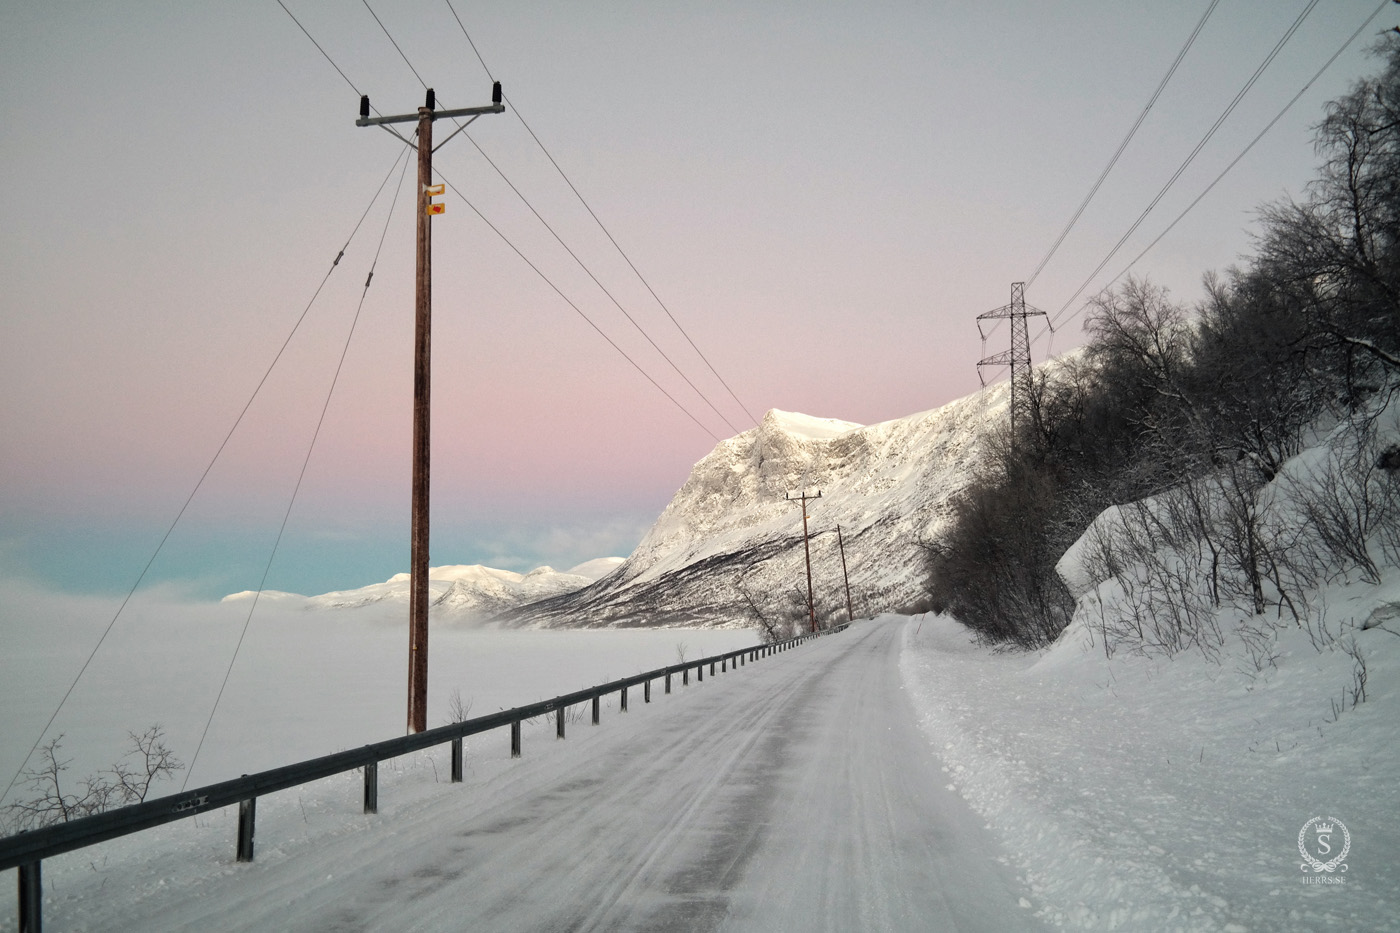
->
(509, 384), (1011, 628)
(223, 559), (622, 622)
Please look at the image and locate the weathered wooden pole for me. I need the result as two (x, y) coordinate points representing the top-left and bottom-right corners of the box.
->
(407, 92), (434, 735)
(786, 490), (822, 632)
(356, 85), (503, 735)
(837, 524), (854, 623)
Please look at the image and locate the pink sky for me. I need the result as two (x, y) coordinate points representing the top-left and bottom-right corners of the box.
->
(2, 1), (1392, 596)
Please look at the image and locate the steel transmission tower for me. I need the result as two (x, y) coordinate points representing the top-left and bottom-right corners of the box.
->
(976, 282), (1047, 440)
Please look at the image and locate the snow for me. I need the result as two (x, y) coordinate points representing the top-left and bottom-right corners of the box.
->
(564, 557), (626, 581)
(762, 409), (863, 440)
(220, 559), (620, 621)
(4, 581), (1398, 929)
(0, 581), (755, 801)
(2, 616), (1043, 932)
(901, 607), (1400, 931)
(7, 375), (1400, 928)
(520, 390), (1012, 627)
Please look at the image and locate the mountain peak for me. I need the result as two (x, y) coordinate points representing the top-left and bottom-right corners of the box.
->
(759, 409), (863, 441)
(511, 381), (1013, 628)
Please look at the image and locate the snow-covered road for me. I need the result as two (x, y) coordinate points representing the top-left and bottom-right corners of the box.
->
(48, 618), (1038, 932)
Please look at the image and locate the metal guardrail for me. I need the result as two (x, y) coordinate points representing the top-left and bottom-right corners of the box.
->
(2, 622), (849, 931)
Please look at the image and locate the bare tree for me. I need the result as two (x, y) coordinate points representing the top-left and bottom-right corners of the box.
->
(3, 726), (183, 833)
(108, 725), (185, 806)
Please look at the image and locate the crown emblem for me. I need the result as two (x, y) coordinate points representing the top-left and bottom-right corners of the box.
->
(1315, 823), (1334, 834)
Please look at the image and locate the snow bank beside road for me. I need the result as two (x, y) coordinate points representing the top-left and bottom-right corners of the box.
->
(899, 611), (1400, 931)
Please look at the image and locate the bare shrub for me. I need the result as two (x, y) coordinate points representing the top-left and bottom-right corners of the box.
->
(1290, 421), (1394, 584)
(3, 726), (184, 833)
(445, 689), (474, 724)
(109, 725), (185, 805)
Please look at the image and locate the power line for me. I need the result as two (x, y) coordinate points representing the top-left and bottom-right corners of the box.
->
(360, 3), (741, 438)
(184, 148), (414, 790)
(456, 131), (744, 435)
(1044, 0), (1322, 332)
(1025, 0), (1220, 289)
(276, 0), (363, 101)
(444, 0), (761, 428)
(0, 147), (411, 808)
(434, 167), (723, 441)
(1031, 0), (1389, 345)
(360, 0), (429, 91)
(277, 3), (728, 440)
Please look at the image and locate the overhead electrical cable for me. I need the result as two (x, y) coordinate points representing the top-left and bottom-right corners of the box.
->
(276, 0), (362, 103)
(1030, 0), (1394, 346)
(434, 167), (723, 441)
(456, 132), (744, 435)
(184, 150), (414, 791)
(276, 1), (727, 440)
(1045, 0), (1322, 331)
(360, 1), (739, 437)
(0, 146), (411, 807)
(360, 0), (430, 91)
(1025, 0), (1220, 290)
(444, 0), (761, 428)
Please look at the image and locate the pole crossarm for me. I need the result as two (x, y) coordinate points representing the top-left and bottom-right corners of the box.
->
(356, 102), (504, 127)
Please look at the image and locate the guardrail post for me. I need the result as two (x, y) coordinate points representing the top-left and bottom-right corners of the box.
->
(721, 657), (727, 672)
(237, 794), (256, 862)
(682, 667), (689, 686)
(644, 679), (652, 703)
(591, 693), (600, 725)
(511, 719), (522, 758)
(363, 761), (378, 814)
(665, 671), (672, 693)
(620, 686), (628, 712)
(18, 860), (40, 933)
(709, 660), (716, 676)
(556, 706), (566, 739)
(451, 737), (463, 782)
(697, 663), (704, 682)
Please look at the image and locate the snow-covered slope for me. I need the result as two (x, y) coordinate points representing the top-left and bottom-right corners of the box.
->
(222, 559), (622, 622)
(512, 383), (1010, 628)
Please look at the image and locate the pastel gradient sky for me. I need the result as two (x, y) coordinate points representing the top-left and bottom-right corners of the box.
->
(2, 1), (1393, 598)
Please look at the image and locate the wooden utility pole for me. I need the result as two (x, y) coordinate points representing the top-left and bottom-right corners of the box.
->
(837, 524), (854, 623)
(357, 84), (504, 734)
(786, 490), (822, 632)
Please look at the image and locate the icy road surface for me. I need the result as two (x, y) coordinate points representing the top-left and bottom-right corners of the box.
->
(52, 619), (1039, 932)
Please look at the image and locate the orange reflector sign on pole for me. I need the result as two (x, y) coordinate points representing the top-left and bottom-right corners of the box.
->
(425, 183), (445, 215)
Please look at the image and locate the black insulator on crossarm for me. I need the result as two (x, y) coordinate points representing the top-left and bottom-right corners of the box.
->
(425, 88), (435, 110)
(492, 81), (502, 105)
(360, 95), (370, 119)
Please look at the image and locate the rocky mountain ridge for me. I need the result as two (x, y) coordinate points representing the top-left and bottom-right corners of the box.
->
(510, 381), (1010, 628)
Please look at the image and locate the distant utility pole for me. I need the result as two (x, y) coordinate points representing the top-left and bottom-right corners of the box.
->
(786, 490), (822, 633)
(356, 84), (504, 735)
(836, 524), (854, 623)
(976, 282), (1048, 442)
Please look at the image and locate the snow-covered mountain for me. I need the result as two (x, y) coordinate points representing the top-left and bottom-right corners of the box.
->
(510, 382), (1010, 628)
(222, 559), (623, 621)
